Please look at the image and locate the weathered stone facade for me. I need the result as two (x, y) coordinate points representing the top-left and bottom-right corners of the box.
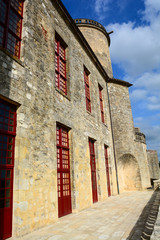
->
(147, 150), (160, 182)
(0, 0), (158, 239)
(75, 20), (151, 193)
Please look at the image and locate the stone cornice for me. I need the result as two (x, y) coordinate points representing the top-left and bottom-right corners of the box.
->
(108, 78), (133, 87)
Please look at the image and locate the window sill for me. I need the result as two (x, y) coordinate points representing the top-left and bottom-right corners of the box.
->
(55, 87), (71, 101)
(0, 47), (24, 67)
(102, 122), (108, 129)
(86, 110), (94, 117)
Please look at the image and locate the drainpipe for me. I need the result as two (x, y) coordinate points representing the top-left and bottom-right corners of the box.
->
(106, 81), (120, 194)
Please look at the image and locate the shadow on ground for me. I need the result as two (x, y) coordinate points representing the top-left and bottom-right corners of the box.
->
(127, 189), (160, 240)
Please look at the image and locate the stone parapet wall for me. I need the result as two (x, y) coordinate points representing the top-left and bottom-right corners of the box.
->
(147, 150), (160, 180)
(135, 128), (146, 144)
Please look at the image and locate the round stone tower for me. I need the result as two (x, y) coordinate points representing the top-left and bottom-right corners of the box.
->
(74, 19), (113, 78)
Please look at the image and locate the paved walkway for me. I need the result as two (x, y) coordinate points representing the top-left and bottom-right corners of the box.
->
(16, 191), (154, 240)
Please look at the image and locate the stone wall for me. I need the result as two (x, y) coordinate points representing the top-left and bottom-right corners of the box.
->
(147, 150), (160, 180)
(107, 83), (151, 192)
(75, 19), (152, 193)
(0, 0), (118, 237)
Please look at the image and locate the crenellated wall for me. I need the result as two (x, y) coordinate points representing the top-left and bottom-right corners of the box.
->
(147, 150), (160, 181)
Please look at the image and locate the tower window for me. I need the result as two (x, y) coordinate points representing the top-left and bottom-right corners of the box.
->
(0, 0), (24, 59)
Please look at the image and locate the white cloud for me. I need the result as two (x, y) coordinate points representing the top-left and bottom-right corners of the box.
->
(142, 0), (160, 22)
(133, 72), (160, 91)
(134, 122), (160, 159)
(108, 23), (160, 76)
(128, 72), (160, 111)
(148, 104), (160, 110)
(95, 0), (111, 19)
(105, 0), (160, 158)
(116, 0), (128, 12)
(130, 89), (147, 102)
(94, 0), (128, 19)
(134, 117), (143, 122)
(107, 0), (160, 77)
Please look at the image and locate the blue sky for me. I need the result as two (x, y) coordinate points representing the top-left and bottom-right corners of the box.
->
(61, 0), (160, 160)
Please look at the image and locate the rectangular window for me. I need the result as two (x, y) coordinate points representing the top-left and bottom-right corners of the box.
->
(56, 125), (72, 217)
(99, 85), (104, 123)
(104, 145), (111, 197)
(0, 99), (17, 239)
(89, 139), (98, 203)
(55, 35), (67, 95)
(84, 68), (91, 112)
(0, 0), (24, 59)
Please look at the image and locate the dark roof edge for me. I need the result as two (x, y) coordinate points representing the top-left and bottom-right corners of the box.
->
(108, 78), (133, 87)
(53, 0), (109, 80)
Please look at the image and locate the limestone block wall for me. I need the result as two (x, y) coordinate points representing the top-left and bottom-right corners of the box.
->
(107, 82), (151, 192)
(147, 150), (160, 180)
(134, 140), (151, 189)
(0, 0), (117, 237)
(134, 129), (151, 189)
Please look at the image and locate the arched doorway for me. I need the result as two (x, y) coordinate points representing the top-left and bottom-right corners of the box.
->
(118, 154), (142, 192)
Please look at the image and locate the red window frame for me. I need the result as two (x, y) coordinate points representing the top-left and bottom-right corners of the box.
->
(104, 145), (111, 197)
(84, 68), (91, 112)
(55, 35), (67, 95)
(0, 0), (24, 59)
(89, 139), (98, 203)
(0, 98), (17, 239)
(56, 125), (72, 217)
(99, 85), (104, 123)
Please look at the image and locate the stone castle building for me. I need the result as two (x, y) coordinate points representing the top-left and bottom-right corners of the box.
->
(0, 0), (159, 239)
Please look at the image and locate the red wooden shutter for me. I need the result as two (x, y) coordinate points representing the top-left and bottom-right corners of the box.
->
(55, 37), (67, 95)
(84, 69), (91, 112)
(104, 146), (111, 197)
(99, 85), (104, 123)
(0, 99), (17, 239)
(56, 125), (72, 217)
(89, 139), (98, 203)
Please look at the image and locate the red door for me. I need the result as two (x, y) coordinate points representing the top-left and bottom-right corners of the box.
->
(0, 100), (16, 240)
(104, 146), (111, 197)
(56, 125), (72, 218)
(89, 139), (98, 203)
